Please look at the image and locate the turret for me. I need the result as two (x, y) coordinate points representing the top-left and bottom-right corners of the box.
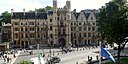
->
(53, 0), (57, 12)
(11, 9), (13, 16)
(66, 0), (71, 11)
(23, 8), (25, 16)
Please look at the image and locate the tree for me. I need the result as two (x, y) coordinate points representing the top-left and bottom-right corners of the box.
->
(17, 60), (31, 64)
(97, 0), (128, 64)
(45, 6), (53, 11)
(36, 8), (46, 12)
(29, 6), (53, 12)
(0, 11), (11, 26)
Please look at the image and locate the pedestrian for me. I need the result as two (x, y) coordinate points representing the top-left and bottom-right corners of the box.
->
(40, 53), (42, 56)
(0, 54), (2, 59)
(101, 57), (103, 60)
(10, 58), (12, 62)
(13, 54), (16, 58)
(88, 56), (89, 61)
(96, 55), (98, 60)
(7, 57), (9, 63)
(5, 55), (7, 58)
(4, 58), (6, 62)
(76, 61), (78, 64)
(2, 55), (4, 59)
(90, 57), (93, 62)
(26, 50), (28, 53)
(29, 51), (31, 55)
(114, 53), (115, 56)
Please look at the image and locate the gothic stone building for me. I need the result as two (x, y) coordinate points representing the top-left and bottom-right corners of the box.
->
(11, 0), (98, 48)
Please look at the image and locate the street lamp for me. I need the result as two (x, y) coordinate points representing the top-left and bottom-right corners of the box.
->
(76, 20), (79, 50)
(45, 19), (52, 64)
(11, 9), (14, 49)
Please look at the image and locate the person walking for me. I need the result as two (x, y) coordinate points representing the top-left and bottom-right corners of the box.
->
(90, 57), (93, 62)
(88, 56), (89, 61)
(0, 54), (2, 59)
(4, 58), (6, 62)
(7, 57), (9, 63)
(96, 55), (98, 60)
(13, 54), (16, 58)
(10, 58), (12, 62)
(5, 54), (7, 58)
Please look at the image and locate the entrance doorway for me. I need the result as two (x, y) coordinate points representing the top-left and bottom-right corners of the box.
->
(21, 41), (24, 48)
(58, 38), (66, 49)
(25, 41), (28, 48)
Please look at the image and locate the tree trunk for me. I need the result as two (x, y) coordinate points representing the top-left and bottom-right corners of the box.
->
(117, 44), (121, 64)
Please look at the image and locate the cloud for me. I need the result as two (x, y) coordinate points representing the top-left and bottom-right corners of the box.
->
(71, 0), (111, 12)
(0, 0), (111, 14)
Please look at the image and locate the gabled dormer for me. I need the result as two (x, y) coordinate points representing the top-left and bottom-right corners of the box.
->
(77, 12), (86, 22)
(88, 12), (96, 22)
(71, 12), (77, 21)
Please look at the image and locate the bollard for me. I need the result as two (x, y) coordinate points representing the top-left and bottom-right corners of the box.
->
(53, 53), (54, 56)
(58, 53), (59, 55)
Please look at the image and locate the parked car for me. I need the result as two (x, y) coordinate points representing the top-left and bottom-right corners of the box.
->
(113, 47), (118, 50)
(28, 45), (34, 50)
(48, 56), (61, 63)
(63, 48), (68, 53)
(67, 47), (73, 52)
(78, 43), (84, 47)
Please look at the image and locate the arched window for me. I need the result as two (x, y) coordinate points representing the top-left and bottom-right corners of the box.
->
(14, 40), (16, 45)
(50, 26), (52, 30)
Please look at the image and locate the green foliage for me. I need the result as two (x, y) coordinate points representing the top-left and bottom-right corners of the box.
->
(36, 8), (46, 12)
(28, 10), (35, 12)
(45, 6), (53, 11)
(103, 58), (128, 64)
(0, 11), (11, 26)
(29, 6), (53, 12)
(97, 1), (128, 63)
(0, 6), (52, 26)
(17, 60), (31, 64)
(97, 0), (128, 44)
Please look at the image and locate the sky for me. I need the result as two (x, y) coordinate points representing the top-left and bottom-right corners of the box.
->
(0, 0), (111, 14)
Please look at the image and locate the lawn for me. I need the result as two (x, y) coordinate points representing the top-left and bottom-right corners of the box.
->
(103, 58), (128, 64)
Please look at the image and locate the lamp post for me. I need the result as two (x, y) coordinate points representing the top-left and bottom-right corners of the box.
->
(11, 9), (14, 49)
(77, 20), (79, 50)
(45, 19), (51, 64)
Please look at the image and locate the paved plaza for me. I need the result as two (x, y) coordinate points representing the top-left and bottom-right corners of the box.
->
(0, 46), (128, 64)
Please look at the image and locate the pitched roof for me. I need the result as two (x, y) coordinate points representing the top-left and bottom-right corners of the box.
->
(73, 12), (80, 20)
(48, 11), (53, 15)
(12, 12), (47, 19)
(72, 9), (98, 20)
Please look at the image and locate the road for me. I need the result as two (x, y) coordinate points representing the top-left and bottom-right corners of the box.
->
(14, 47), (100, 64)
(14, 46), (128, 64)
(58, 49), (99, 64)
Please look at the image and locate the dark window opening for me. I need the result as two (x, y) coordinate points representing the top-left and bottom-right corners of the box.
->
(50, 26), (52, 31)
(84, 33), (86, 37)
(21, 27), (23, 31)
(58, 17), (60, 20)
(91, 17), (93, 20)
(50, 19), (52, 22)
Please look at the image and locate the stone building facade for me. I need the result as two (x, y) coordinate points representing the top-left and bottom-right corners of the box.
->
(70, 9), (98, 47)
(2, 22), (12, 42)
(11, 0), (98, 48)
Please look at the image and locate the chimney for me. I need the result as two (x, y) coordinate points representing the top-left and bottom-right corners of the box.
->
(23, 8), (25, 16)
(11, 9), (13, 16)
